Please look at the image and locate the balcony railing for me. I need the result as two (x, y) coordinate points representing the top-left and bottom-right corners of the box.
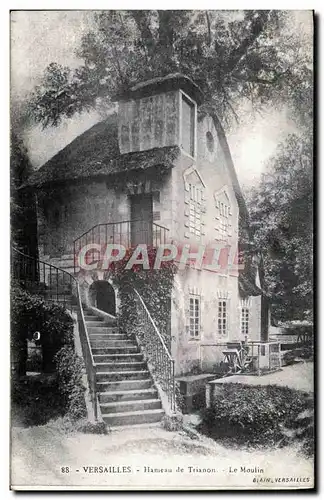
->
(11, 247), (99, 421)
(73, 220), (169, 274)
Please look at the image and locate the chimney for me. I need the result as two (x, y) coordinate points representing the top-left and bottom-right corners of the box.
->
(113, 73), (204, 157)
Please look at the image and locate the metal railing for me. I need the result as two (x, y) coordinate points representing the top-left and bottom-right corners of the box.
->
(11, 247), (99, 421)
(73, 220), (169, 273)
(132, 287), (175, 412)
(199, 340), (282, 375)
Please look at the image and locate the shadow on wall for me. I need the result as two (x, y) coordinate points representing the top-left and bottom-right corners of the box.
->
(89, 281), (116, 316)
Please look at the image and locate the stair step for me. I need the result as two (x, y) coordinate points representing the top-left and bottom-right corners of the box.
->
(96, 370), (149, 381)
(100, 399), (162, 414)
(91, 340), (137, 348)
(92, 346), (140, 355)
(86, 321), (112, 327)
(84, 315), (102, 321)
(98, 388), (158, 403)
(102, 409), (164, 426)
(89, 334), (127, 341)
(94, 353), (144, 363)
(97, 379), (153, 392)
(95, 362), (147, 372)
(87, 326), (119, 333)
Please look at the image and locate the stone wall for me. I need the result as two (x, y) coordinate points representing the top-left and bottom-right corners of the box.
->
(37, 169), (173, 258)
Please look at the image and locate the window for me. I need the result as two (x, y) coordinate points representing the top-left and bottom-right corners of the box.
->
(189, 296), (200, 338)
(189, 184), (202, 237)
(215, 195), (231, 240)
(241, 307), (249, 336)
(218, 300), (228, 336)
(181, 94), (195, 156)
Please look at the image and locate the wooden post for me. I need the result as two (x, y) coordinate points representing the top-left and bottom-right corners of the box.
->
(206, 383), (211, 408)
(257, 344), (261, 376)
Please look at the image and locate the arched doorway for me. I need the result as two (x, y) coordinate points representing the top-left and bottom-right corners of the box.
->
(89, 281), (116, 316)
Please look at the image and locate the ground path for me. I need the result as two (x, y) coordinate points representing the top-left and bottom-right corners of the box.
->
(211, 361), (314, 393)
(11, 421), (313, 490)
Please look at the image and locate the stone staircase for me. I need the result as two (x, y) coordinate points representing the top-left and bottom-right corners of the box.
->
(84, 307), (164, 427)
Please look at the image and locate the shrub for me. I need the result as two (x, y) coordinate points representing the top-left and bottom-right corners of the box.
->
(11, 347), (87, 426)
(11, 374), (65, 426)
(54, 346), (87, 421)
(44, 416), (109, 435)
(11, 283), (74, 373)
(199, 384), (313, 451)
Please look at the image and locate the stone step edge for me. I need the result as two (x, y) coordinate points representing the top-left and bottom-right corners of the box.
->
(98, 388), (157, 397)
(95, 362), (146, 367)
(94, 353), (143, 358)
(96, 370), (149, 376)
(97, 378), (152, 386)
(101, 409), (164, 418)
(100, 398), (160, 408)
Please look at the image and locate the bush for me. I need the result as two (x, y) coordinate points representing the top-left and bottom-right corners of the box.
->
(11, 346), (87, 426)
(54, 346), (87, 421)
(11, 374), (65, 426)
(44, 416), (109, 435)
(11, 283), (74, 373)
(199, 384), (313, 451)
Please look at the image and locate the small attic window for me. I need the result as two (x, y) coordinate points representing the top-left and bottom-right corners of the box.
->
(181, 93), (195, 157)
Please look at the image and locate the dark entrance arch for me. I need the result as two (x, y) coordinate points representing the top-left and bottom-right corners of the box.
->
(89, 281), (116, 316)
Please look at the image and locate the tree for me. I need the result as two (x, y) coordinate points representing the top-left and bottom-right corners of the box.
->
(28, 10), (312, 129)
(11, 103), (38, 256)
(246, 131), (313, 322)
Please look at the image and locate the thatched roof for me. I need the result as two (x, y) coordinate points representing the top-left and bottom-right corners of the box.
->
(23, 114), (180, 188)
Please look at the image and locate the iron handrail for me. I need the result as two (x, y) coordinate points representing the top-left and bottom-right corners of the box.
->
(11, 246), (98, 421)
(73, 220), (170, 273)
(132, 287), (175, 412)
(74, 220), (169, 242)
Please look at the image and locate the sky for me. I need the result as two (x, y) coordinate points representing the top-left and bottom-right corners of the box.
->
(10, 10), (313, 189)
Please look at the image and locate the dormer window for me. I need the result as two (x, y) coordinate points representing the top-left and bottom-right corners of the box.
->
(181, 93), (196, 157)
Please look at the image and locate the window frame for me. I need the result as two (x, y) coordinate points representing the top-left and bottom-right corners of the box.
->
(188, 183), (203, 238)
(215, 194), (232, 241)
(179, 90), (197, 158)
(241, 306), (249, 336)
(189, 295), (201, 339)
(217, 299), (228, 337)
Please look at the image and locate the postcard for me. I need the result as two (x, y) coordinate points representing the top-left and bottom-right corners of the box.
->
(10, 9), (314, 490)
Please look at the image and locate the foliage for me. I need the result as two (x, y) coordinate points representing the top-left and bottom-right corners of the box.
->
(245, 131), (313, 321)
(199, 384), (313, 454)
(54, 346), (87, 421)
(11, 283), (74, 373)
(161, 413), (183, 432)
(93, 247), (177, 347)
(11, 283), (74, 346)
(11, 374), (66, 426)
(282, 347), (313, 366)
(10, 130), (38, 255)
(28, 11), (312, 129)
